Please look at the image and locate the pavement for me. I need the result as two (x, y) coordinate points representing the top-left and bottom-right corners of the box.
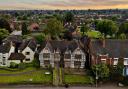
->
(0, 84), (128, 89)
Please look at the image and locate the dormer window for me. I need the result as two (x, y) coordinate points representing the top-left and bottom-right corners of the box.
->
(25, 52), (30, 55)
(75, 54), (82, 59)
(64, 54), (71, 59)
(43, 53), (50, 58)
(54, 53), (60, 59)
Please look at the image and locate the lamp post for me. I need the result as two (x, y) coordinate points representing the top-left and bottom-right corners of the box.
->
(95, 54), (99, 87)
(96, 67), (99, 87)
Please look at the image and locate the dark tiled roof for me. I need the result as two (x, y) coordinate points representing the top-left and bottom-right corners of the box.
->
(39, 40), (85, 53)
(90, 39), (128, 58)
(37, 41), (47, 53)
(27, 39), (37, 51)
(0, 42), (11, 53)
(19, 39), (37, 51)
(3, 35), (23, 43)
(8, 53), (25, 60)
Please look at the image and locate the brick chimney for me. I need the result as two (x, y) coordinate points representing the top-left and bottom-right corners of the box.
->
(101, 39), (106, 48)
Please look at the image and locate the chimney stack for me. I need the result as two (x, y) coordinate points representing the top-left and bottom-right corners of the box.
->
(101, 39), (106, 48)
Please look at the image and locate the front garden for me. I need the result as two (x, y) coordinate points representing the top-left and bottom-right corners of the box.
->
(63, 69), (94, 85)
(0, 68), (52, 84)
(64, 74), (94, 85)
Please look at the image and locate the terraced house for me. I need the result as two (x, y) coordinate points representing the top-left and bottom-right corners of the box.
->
(38, 40), (86, 68)
(90, 39), (128, 75)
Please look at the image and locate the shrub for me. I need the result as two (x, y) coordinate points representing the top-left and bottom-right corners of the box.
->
(18, 63), (26, 69)
(10, 62), (18, 68)
(32, 58), (40, 68)
(121, 76), (128, 86)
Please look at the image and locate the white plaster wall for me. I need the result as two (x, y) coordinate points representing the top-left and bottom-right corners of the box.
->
(22, 47), (35, 63)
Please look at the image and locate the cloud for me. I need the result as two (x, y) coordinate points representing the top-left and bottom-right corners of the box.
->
(0, 0), (128, 10)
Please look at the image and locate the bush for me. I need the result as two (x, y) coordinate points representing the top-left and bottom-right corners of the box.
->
(32, 58), (40, 68)
(18, 63), (27, 69)
(10, 62), (18, 68)
(121, 76), (128, 86)
(47, 65), (53, 72)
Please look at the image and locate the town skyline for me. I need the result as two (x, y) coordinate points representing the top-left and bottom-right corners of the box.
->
(0, 0), (128, 10)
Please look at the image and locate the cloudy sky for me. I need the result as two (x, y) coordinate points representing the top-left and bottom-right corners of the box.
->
(0, 0), (128, 10)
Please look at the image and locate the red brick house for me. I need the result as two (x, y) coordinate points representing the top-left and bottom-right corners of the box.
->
(89, 39), (128, 68)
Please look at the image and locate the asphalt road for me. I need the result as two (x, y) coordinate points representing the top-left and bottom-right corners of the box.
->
(0, 85), (128, 89)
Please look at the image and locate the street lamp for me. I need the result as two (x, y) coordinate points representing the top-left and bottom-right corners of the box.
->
(96, 68), (99, 87)
(95, 54), (99, 87)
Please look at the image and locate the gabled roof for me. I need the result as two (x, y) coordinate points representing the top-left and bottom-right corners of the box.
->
(90, 39), (128, 58)
(38, 41), (47, 53)
(19, 39), (37, 52)
(0, 42), (12, 53)
(3, 35), (23, 43)
(8, 53), (25, 60)
(38, 40), (85, 54)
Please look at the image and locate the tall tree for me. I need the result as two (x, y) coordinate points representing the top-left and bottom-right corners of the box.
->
(95, 19), (118, 38)
(64, 12), (74, 22)
(0, 28), (9, 43)
(46, 18), (64, 40)
(0, 18), (11, 33)
(119, 22), (128, 35)
(81, 24), (90, 35)
(22, 22), (29, 35)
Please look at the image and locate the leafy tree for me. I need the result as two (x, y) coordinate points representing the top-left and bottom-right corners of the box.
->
(0, 18), (11, 33)
(64, 12), (74, 22)
(0, 28), (9, 42)
(95, 19), (118, 38)
(53, 14), (63, 22)
(92, 63), (109, 81)
(46, 18), (64, 40)
(22, 22), (29, 35)
(34, 33), (46, 44)
(119, 33), (126, 39)
(119, 22), (128, 35)
(81, 24), (90, 35)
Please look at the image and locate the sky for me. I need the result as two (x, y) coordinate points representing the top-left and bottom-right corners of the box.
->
(0, 0), (128, 10)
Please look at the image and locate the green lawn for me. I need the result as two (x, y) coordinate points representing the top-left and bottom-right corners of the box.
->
(0, 67), (36, 74)
(64, 74), (94, 84)
(0, 69), (52, 84)
(86, 30), (102, 38)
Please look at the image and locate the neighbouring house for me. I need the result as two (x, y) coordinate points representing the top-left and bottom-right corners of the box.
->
(38, 40), (86, 68)
(8, 53), (26, 65)
(67, 41), (86, 68)
(28, 23), (39, 32)
(90, 39), (128, 76)
(38, 41), (54, 67)
(18, 39), (37, 63)
(0, 42), (15, 66)
(3, 35), (23, 44)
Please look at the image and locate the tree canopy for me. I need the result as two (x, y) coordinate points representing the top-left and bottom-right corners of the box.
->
(0, 28), (9, 42)
(22, 22), (29, 35)
(64, 12), (74, 22)
(95, 19), (118, 38)
(0, 18), (11, 33)
(81, 24), (90, 36)
(45, 18), (64, 40)
(92, 63), (110, 80)
(119, 22), (128, 35)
